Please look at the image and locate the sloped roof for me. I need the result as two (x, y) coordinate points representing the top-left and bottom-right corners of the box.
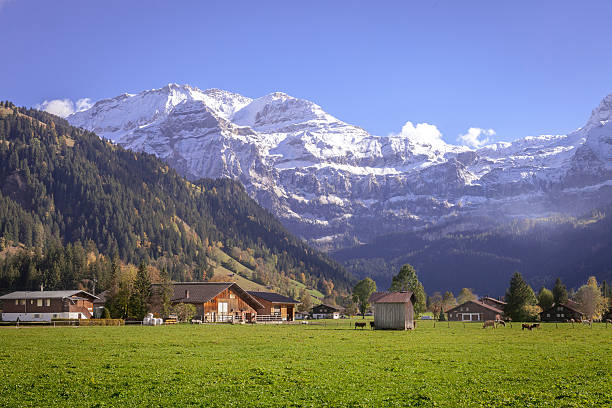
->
(371, 291), (415, 304)
(480, 296), (507, 305)
(446, 300), (504, 314)
(155, 282), (263, 310)
(0, 290), (99, 300)
(540, 302), (583, 315)
(312, 303), (343, 312)
(247, 291), (299, 304)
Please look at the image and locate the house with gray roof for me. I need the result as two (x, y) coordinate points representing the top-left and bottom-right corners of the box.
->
(0, 289), (98, 321)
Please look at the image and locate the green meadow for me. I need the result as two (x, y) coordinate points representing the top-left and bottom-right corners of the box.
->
(0, 321), (610, 407)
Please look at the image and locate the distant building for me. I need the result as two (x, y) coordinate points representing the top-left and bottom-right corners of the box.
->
(540, 302), (584, 322)
(446, 300), (504, 322)
(312, 303), (343, 319)
(247, 291), (299, 321)
(294, 310), (310, 320)
(0, 290), (98, 321)
(370, 291), (416, 330)
(150, 282), (263, 323)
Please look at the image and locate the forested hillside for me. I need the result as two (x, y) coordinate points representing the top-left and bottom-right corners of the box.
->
(0, 102), (352, 297)
(333, 211), (612, 295)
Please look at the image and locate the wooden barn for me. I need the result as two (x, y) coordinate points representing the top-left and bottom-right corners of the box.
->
(151, 282), (263, 323)
(446, 300), (504, 322)
(0, 289), (98, 322)
(247, 291), (299, 321)
(539, 302), (584, 322)
(370, 291), (416, 330)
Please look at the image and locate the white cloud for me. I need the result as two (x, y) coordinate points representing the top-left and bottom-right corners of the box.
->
(391, 121), (445, 145)
(458, 127), (496, 148)
(75, 98), (93, 112)
(34, 98), (93, 118)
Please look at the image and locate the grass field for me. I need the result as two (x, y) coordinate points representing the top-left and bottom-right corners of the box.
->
(0, 321), (610, 407)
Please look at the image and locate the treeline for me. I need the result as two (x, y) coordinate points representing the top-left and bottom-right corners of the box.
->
(347, 259), (612, 322)
(0, 102), (352, 296)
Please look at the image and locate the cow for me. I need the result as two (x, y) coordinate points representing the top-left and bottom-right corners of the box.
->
(369, 321), (376, 330)
(354, 322), (367, 330)
(531, 323), (540, 329)
(495, 319), (506, 327)
(606, 319), (612, 324)
(522, 323), (532, 331)
(482, 320), (495, 329)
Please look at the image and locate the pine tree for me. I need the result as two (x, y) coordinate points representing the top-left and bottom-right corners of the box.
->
(553, 277), (568, 305)
(389, 264), (426, 316)
(504, 272), (537, 321)
(129, 261), (151, 320)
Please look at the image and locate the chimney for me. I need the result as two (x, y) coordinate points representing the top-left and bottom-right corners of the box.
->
(185, 290), (189, 299)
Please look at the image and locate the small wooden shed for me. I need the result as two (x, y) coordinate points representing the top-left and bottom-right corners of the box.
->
(370, 291), (416, 330)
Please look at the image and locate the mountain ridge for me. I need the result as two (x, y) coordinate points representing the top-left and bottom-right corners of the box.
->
(67, 84), (612, 247)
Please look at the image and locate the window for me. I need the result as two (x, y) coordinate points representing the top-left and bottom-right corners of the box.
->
(556, 313), (560, 317)
(45, 299), (50, 307)
(229, 294), (235, 299)
(53, 314), (58, 318)
(218, 302), (228, 314)
(19, 299), (25, 305)
(34, 314), (40, 318)
(557, 306), (563, 311)
(15, 300), (18, 305)
(561, 313), (564, 317)
(37, 299), (43, 307)
(546, 313), (550, 317)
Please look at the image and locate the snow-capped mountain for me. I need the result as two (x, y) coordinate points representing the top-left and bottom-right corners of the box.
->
(68, 84), (612, 247)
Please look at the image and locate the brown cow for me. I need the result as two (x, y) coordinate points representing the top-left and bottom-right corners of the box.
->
(522, 323), (532, 331)
(482, 320), (495, 329)
(355, 322), (367, 330)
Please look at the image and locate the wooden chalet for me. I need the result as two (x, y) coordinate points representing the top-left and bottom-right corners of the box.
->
(312, 303), (343, 319)
(247, 291), (299, 321)
(539, 302), (584, 322)
(0, 289), (98, 322)
(446, 300), (504, 322)
(370, 291), (416, 330)
(151, 282), (264, 323)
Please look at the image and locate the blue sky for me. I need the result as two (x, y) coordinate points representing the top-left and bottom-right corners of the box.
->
(1, 0), (612, 146)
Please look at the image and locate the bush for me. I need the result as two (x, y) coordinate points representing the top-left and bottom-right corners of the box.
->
(80, 319), (124, 326)
(172, 303), (196, 322)
(102, 307), (111, 319)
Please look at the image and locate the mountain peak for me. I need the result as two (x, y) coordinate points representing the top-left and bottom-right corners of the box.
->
(585, 93), (612, 129)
